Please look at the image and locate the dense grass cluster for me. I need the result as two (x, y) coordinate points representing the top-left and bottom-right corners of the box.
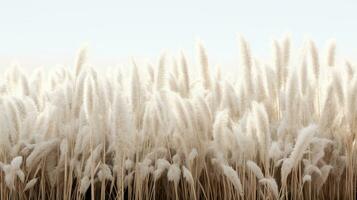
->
(0, 35), (356, 199)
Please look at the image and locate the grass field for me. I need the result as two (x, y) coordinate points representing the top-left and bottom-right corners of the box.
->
(0, 36), (356, 199)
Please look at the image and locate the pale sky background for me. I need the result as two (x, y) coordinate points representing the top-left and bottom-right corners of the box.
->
(0, 0), (357, 71)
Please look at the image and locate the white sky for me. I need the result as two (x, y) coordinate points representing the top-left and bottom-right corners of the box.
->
(1, 0), (357, 70)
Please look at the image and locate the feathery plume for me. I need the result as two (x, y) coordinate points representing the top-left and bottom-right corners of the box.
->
(180, 51), (190, 96)
(246, 160), (264, 180)
(75, 45), (88, 77)
(197, 40), (212, 90)
(259, 178), (279, 199)
(156, 52), (167, 90)
(221, 164), (244, 196)
(309, 40), (320, 80)
(326, 39), (336, 67)
(24, 178), (38, 192)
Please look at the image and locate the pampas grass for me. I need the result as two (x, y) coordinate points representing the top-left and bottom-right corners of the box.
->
(0, 35), (356, 200)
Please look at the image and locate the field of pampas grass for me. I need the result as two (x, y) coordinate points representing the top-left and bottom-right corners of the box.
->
(0, 35), (356, 200)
